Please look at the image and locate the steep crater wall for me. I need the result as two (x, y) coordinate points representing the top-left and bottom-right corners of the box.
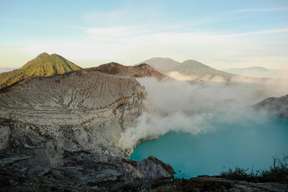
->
(0, 70), (146, 157)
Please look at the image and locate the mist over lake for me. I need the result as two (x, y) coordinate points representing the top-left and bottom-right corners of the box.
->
(131, 116), (288, 178)
(121, 77), (288, 178)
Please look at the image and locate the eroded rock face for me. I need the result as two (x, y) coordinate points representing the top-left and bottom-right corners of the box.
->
(0, 151), (175, 192)
(0, 66), (178, 191)
(0, 125), (10, 150)
(0, 70), (145, 157)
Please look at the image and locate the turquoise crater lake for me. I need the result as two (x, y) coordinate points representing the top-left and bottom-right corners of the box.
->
(130, 117), (288, 178)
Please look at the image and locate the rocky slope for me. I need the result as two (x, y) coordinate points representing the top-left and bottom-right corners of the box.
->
(0, 52), (81, 89)
(0, 151), (175, 192)
(255, 95), (288, 118)
(0, 60), (176, 191)
(0, 69), (146, 155)
(91, 62), (166, 80)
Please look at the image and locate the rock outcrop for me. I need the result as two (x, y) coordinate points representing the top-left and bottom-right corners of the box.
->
(1, 150), (286, 192)
(0, 56), (176, 191)
(255, 95), (288, 118)
(91, 62), (166, 80)
(0, 69), (145, 156)
(0, 52), (81, 89)
(0, 151), (175, 192)
(0, 61), (177, 191)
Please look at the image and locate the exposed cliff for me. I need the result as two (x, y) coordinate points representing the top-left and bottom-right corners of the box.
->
(0, 57), (179, 191)
(0, 69), (146, 155)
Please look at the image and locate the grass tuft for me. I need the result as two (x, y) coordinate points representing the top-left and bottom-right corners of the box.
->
(221, 156), (288, 184)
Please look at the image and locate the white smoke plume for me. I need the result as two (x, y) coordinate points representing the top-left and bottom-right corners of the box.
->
(119, 77), (288, 150)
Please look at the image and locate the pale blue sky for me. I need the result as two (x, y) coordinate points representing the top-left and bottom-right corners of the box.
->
(0, 0), (288, 69)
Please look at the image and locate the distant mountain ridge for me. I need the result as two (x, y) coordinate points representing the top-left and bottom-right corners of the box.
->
(144, 57), (233, 82)
(0, 53), (169, 90)
(91, 62), (166, 80)
(1, 54), (267, 89)
(177, 59), (232, 77)
(143, 57), (180, 73)
(0, 52), (82, 89)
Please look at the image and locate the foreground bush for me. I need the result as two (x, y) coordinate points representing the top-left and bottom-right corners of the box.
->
(221, 156), (288, 184)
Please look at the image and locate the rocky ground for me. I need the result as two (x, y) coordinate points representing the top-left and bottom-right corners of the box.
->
(0, 66), (174, 191)
(0, 150), (174, 192)
(151, 177), (288, 192)
(1, 149), (287, 192)
(0, 69), (146, 155)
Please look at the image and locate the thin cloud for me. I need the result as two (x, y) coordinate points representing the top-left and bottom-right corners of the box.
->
(235, 7), (288, 13)
(225, 27), (288, 37)
(19, 24), (288, 70)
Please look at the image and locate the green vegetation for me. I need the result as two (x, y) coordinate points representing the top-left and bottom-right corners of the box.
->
(221, 156), (288, 184)
(0, 52), (82, 89)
